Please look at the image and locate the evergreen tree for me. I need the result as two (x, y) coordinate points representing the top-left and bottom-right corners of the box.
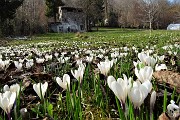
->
(45, 0), (65, 22)
(0, 0), (24, 36)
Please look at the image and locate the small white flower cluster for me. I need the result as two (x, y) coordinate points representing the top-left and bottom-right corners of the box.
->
(98, 59), (114, 76)
(0, 84), (20, 116)
(107, 52), (158, 111)
(134, 52), (167, 72)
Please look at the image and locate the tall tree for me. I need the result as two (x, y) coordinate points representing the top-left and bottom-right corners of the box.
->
(77, 0), (104, 31)
(14, 0), (47, 35)
(138, 0), (160, 30)
(45, 0), (64, 22)
(0, 0), (24, 36)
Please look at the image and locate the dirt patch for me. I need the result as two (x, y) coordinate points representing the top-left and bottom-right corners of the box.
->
(153, 70), (180, 93)
(0, 39), (9, 46)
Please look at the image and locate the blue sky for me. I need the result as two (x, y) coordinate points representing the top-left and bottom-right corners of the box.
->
(168, 0), (175, 2)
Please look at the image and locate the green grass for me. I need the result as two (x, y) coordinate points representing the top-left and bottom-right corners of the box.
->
(7, 28), (180, 49)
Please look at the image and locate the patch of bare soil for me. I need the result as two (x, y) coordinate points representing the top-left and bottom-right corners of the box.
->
(0, 39), (9, 46)
(153, 70), (180, 93)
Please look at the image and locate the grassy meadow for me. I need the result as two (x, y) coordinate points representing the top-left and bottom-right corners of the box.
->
(8, 28), (180, 48)
(0, 28), (180, 120)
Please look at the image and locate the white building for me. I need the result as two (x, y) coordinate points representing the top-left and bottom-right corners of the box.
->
(49, 6), (85, 33)
(167, 24), (180, 30)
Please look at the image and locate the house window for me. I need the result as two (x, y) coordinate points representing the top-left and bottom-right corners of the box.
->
(80, 25), (84, 30)
(59, 26), (63, 32)
(67, 9), (73, 12)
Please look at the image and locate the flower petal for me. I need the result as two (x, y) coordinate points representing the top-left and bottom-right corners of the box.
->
(111, 81), (125, 103)
(107, 76), (116, 90)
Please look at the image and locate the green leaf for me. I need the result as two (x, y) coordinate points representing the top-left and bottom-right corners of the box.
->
(47, 103), (53, 116)
(163, 89), (167, 112)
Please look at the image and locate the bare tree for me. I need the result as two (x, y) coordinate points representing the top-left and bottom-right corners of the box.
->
(14, 0), (47, 35)
(137, 0), (160, 30)
(172, 1), (180, 22)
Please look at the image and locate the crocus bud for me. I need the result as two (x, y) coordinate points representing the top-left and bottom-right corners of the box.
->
(20, 108), (30, 120)
(150, 91), (156, 120)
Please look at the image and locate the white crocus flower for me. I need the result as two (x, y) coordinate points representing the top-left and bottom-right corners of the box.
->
(64, 57), (70, 62)
(155, 64), (167, 71)
(157, 55), (165, 61)
(71, 64), (85, 83)
(112, 58), (117, 64)
(45, 54), (52, 61)
(14, 61), (23, 71)
(19, 59), (24, 63)
(33, 82), (48, 100)
(119, 53), (128, 57)
(135, 66), (153, 83)
(111, 51), (119, 58)
(167, 100), (179, 117)
(97, 59), (114, 76)
(76, 59), (83, 66)
(3, 84), (20, 96)
(75, 54), (79, 59)
(56, 74), (70, 90)
(36, 58), (45, 64)
(138, 52), (157, 67)
(128, 80), (152, 109)
(57, 57), (65, 63)
(98, 54), (103, 59)
(86, 56), (93, 63)
(168, 51), (172, 55)
(54, 52), (59, 58)
(150, 91), (156, 108)
(0, 59), (10, 71)
(0, 91), (16, 114)
(174, 51), (177, 56)
(107, 75), (132, 108)
(26, 59), (34, 69)
(0, 59), (5, 70)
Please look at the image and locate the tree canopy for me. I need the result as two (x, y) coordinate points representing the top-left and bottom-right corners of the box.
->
(45, 0), (65, 22)
(0, 0), (24, 23)
(0, 0), (24, 36)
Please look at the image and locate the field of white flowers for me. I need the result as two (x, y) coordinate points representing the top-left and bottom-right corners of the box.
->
(0, 29), (179, 120)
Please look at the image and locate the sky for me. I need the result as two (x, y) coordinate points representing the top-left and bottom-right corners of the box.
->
(168, 0), (180, 3)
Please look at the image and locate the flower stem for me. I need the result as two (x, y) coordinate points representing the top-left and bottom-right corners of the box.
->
(134, 108), (139, 120)
(8, 113), (11, 120)
(120, 101), (125, 112)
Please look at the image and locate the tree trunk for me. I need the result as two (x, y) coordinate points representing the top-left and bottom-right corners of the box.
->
(85, 16), (88, 32)
(0, 23), (2, 37)
(0, 29), (2, 37)
(150, 21), (152, 30)
(85, 16), (91, 32)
